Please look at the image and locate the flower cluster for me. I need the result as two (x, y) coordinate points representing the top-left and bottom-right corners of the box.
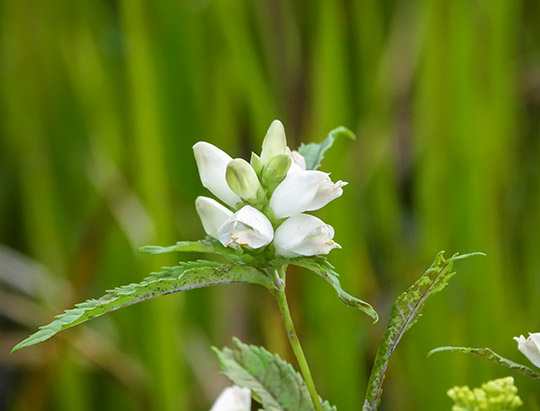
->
(514, 332), (540, 368)
(193, 120), (345, 258)
(447, 377), (523, 411)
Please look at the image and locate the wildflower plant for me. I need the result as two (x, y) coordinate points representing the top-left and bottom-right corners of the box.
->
(11, 120), (492, 410)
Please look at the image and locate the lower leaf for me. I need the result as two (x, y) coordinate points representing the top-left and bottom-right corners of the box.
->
(11, 261), (273, 353)
(213, 337), (336, 411)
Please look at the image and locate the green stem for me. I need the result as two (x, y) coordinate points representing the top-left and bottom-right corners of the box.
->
(273, 266), (323, 411)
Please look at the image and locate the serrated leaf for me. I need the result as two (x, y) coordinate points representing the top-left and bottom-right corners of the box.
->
(363, 251), (485, 411)
(12, 261), (273, 353)
(428, 346), (540, 381)
(213, 338), (336, 411)
(273, 256), (378, 322)
(297, 126), (355, 170)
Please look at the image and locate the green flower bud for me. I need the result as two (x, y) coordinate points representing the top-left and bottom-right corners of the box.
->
(226, 158), (265, 203)
(250, 152), (265, 176)
(262, 154), (291, 188)
(260, 120), (287, 163)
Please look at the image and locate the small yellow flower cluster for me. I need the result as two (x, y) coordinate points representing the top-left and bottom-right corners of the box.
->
(447, 377), (523, 411)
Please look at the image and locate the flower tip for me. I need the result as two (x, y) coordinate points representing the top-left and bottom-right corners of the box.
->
(261, 120), (287, 163)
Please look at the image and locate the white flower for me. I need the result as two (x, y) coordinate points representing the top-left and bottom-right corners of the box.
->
(193, 142), (241, 208)
(195, 196), (233, 239)
(269, 170), (347, 219)
(210, 385), (251, 411)
(260, 120), (287, 163)
(217, 205), (274, 249)
(274, 214), (341, 257)
(514, 333), (540, 368)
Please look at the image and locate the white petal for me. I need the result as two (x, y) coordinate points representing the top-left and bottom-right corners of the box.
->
(530, 333), (540, 354)
(210, 386), (251, 411)
(274, 214), (340, 257)
(269, 171), (329, 219)
(260, 120), (287, 163)
(217, 206), (274, 249)
(195, 196), (232, 238)
(193, 142), (241, 208)
(514, 334), (540, 368)
(305, 179), (347, 211)
(290, 150), (306, 171)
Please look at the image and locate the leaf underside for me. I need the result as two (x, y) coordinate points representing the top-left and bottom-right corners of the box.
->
(363, 251), (485, 411)
(298, 126), (356, 170)
(213, 337), (336, 411)
(11, 261), (272, 353)
(428, 346), (540, 381)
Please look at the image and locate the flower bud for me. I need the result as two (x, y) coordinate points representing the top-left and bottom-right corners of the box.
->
(274, 214), (340, 257)
(514, 333), (540, 368)
(250, 152), (265, 176)
(217, 205), (274, 249)
(195, 196), (232, 239)
(193, 142), (241, 208)
(269, 170), (346, 219)
(210, 385), (251, 411)
(226, 158), (264, 203)
(260, 120), (287, 163)
(261, 153), (291, 188)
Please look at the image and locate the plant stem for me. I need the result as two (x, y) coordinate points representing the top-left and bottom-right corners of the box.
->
(273, 266), (323, 411)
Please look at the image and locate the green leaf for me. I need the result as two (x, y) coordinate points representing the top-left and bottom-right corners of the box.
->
(363, 251), (485, 411)
(273, 256), (378, 322)
(213, 338), (336, 411)
(139, 237), (238, 260)
(298, 126), (356, 170)
(140, 236), (271, 267)
(428, 346), (540, 382)
(11, 261), (273, 353)
(139, 240), (214, 254)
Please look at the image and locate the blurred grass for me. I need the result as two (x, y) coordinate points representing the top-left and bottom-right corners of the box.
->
(1, 0), (540, 410)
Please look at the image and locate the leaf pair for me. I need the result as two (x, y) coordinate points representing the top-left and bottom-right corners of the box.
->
(11, 237), (377, 353)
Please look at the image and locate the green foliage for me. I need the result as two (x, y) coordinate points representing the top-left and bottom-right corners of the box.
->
(447, 377), (523, 411)
(363, 252), (484, 411)
(429, 347), (540, 382)
(274, 256), (378, 322)
(213, 338), (336, 411)
(11, 261), (273, 353)
(298, 127), (355, 171)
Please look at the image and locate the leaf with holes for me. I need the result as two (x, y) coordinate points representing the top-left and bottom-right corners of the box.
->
(363, 251), (485, 411)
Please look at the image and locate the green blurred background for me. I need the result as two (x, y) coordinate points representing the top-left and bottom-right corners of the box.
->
(1, 0), (539, 409)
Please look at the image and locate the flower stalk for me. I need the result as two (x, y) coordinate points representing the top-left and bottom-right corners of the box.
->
(273, 265), (323, 411)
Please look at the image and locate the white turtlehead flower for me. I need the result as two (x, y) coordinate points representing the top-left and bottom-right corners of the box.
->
(195, 196), (233, 239)
(193, 142), (241, 208)
(210, 385), (251, 411)
(269, 169), (347, 219)
(514, 333), (540, 368)
(217, 205), (274, 249)
(274, 214), (341, 257)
